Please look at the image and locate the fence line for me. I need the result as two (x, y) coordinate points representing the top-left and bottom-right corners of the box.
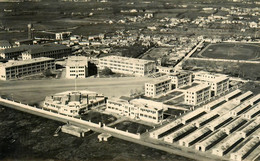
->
(188, 57), (260, 64)
(103, 124), (141, 139)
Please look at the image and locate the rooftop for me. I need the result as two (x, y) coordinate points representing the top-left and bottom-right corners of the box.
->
(193, 71), (229, 82)
(146, 75), (171, 84)
(100, 55), (155, 64)
(167, 70), (192, 77)
(213, 133), (243, 151)
(0, 40), (11, 47)
(130, 98), (164, 111)
(231, 136), (260, 156)
(0, 57), (54, 68)
(198, 130), (227, 147)
(25, 44), (70, 55)
(186, 83), (210, 92)
(66, 56), (88, 66)
(55, 90), (102, 97)
(0, 45), (38, 54)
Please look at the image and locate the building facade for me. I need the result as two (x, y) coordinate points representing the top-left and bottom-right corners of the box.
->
(98, 56), (156, 76)
(145, 76), (172, 98)
(0, 57), (55, 80)
(0, 47), (26, 59)
(106, 98), (165, 123)
(168, 71), (192, 89)
(22, 44), (71, 60)
(184, 84), (211, 105)
(66, 56), (88, 79)
(193, 71), (229, 96)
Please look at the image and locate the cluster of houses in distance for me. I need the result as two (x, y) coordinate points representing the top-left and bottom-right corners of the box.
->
(1, 26), (260, 161)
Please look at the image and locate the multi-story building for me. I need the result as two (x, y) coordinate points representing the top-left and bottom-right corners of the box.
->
(106, 98), (165, 123)
(193, 71), (229, 96)
(22, 44), (71, 60)
(66, 56), (88, 79)
(145, 76), (171, 98)
(0, 46), (29, 59)
(0, 57), (55, 80)
(98, 56), (156, 76)
(0, 40), (12, 49)
(184, 84), (211, 105)
(157, 66), (175, 74)
(43, 90), (106, 116)
(168, 71), (192, 89)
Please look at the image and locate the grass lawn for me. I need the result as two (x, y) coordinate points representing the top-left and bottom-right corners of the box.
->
(196, 43), (260, 61)
(80, 111), (117, 124)
(111, 121), (152, 134)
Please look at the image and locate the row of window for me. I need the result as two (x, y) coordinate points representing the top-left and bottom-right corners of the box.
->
(70, 66), (85, 69)
(70, 74), (84, 76)
(70, 70), (85, 72)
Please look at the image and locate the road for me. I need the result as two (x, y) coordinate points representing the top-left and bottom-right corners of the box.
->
(174, 40), (205, 70)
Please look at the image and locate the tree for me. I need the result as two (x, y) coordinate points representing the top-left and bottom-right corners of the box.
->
(100, 67), (114, 76)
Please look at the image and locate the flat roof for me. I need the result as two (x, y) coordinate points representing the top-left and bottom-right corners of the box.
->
(100, 55), (155, 64)
(187, 83), (210, 92)
(0, 44), (42, 54)
(167, 70), (192, 76)
(0, 57), (54, 68)
(25, 44), (70, 55)
(194, 71), (229, 82)
(130, 98), (164, 110)
(146, 76), (171, 84)
(66, 56), (88, 66)
(55, 90), (101, 96)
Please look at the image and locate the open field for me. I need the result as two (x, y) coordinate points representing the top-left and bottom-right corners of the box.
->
(141, 47), (172, 60)
(193, 43), (260, 61)
(183, 59), (260, 81)
(0, 77), (152, 105)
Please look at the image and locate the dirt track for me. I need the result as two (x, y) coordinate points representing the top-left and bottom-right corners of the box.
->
(0, 77), (152, 105)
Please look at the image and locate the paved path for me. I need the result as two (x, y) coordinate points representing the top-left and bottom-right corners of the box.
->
(174, 40), (205, 70)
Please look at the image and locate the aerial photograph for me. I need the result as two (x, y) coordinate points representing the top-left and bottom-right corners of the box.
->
(0, 0), (260, 161)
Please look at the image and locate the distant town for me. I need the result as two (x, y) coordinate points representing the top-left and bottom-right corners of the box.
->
(0, 0), (260, 161)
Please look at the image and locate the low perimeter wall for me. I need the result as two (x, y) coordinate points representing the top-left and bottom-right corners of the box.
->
(0, 97), (101, 128)
(103, 124), (141, 139)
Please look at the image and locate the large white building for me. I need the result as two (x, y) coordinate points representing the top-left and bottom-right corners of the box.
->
(184, 84), (211, 105)
(0, 57), (55, 80)
(106, 98), (166, 123)
(145, 76), (172, 98)
(168, 71), (192, 89)
(98, 56), (156, 76)
(66, 56), (88, 79)
(193, 71), (229, 96)
(43, 90), (106, 116)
